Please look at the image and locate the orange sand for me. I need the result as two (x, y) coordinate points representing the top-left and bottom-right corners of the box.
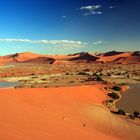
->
(0, 85), (140, 140)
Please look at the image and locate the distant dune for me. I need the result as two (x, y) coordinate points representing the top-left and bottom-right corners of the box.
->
(97, 51), (140, 64)
(23, 57), (55, 64)
(0, 51), (139, 65)
(68, 52), (99, 62)
(102, 51), (124, 56)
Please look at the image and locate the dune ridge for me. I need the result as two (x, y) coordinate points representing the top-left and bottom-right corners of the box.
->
(0, 51), (139, 65)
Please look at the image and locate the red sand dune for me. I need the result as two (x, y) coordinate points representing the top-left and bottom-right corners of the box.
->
(98, 51), (140, 64)
(0, 85), (140, 140)
(68, 52), (99, 62)
(0, 52), (54, 65)
(23, 57), (55, 64)
(0, 51), (139, 65)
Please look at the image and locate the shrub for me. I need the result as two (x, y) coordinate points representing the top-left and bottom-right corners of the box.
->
(117, 109), (126, 115)
(66, 72), (70, 75)
(112, 86), (121, 91)
(77, 72), (89, 75)
(83, 69), (90, 72)
(109, 100), (113, 103)
(134, 111), (140, 117)
(108, 93), (120, 100)
(96, 75), (103, 81)
(120, 83), (127, 85)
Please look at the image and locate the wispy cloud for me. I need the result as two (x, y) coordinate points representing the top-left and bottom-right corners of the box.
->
(0, 38), (87, 45)
(109, 6), (117, 9)
(84, 11), (102, 16)
(61, 16), (67, 19)
(0, 38), (87, 48)
(80, 5), (102, 16)
(93, 40), (103, 45)
(80, 5), (102, 11)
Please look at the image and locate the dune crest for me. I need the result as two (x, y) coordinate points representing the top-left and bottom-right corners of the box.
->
(0, 51), (139, 65)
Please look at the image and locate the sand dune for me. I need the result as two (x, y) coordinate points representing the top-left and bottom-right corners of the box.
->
(0, 85), (140, 140)
(102, 51), (124, 56)
(23, 57), (55, 64)
(98, 51), (140, 64)
(0, 52), (54, 65)
(0, 51), (139, 65)
(68, 52), (99, 62)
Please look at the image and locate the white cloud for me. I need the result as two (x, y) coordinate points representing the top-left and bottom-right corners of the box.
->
(80, 5), (102, 11)
(80, 5), (102, 16)
(84, 11), (102, 16)
(62, 16), (67, 18)
(0, 38), (87, 48)
(93, 40), (103, 45)
(109, 6), (117, 9)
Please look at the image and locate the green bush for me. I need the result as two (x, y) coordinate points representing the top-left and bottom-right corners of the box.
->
(96, 75), (103, 81)
(77, 72), (89, 75)
(112, 86), (121, 91)
(134, 111), (140, 117)
(108, 93), (120, 100)
(109, 100), (114, 103)
(117, 109), (126, 115)
(120, 83), (127, 85)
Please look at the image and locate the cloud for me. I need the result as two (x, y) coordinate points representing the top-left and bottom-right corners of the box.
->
(93, 40), (103, 45)
(84, 11), (102, 16)
(62, 16), (67, 18)
(80, 5), (102, 16)
(0, 38), (87, 48)
(80, 5), (102, 11)
(109, 6), (117, 9)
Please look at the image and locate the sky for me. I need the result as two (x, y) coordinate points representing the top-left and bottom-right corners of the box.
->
(0, 0), (140, 55)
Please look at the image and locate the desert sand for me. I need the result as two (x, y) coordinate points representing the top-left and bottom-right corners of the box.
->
(0, 85), (140, 140)
(0, 51), (139, 65)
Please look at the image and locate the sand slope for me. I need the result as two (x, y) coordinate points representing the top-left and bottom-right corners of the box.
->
(0, 51), (139, 65)
(0, 85), (140, 140)
(98, 51), (140, 64)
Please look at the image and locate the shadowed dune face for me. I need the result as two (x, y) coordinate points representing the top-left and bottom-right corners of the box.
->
(132, 51), (140, 56)
(68, 53), (99, 62)
(0, 52), (55, 65)
(102, 51), (124, 56)
(23, 57), (55, 64)
(98, 51), (140, 64)
(0, 85), (140, 140)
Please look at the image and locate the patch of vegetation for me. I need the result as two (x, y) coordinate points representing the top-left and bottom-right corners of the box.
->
(108, 100), (114, 103)
(117, 109), (126, 115)
(96, 75), (103, 81)
(134, 111), (140, 118)
(31, 85), (35, 88)
(41, 78), (46, 81)
(108, 93), (120, 100)
(92, 73), (104, 82)
(69, 81), (74, 83)
(120, 83), (127, 85)
(66, 72), (70, 75)
(77, 72), (89, 75)
(83, 69), (90, 72)
(128, 115), (135, 120)
(112, 86), (121, 91)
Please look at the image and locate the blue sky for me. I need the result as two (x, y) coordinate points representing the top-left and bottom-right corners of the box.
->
(0, 0), (140, 55)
